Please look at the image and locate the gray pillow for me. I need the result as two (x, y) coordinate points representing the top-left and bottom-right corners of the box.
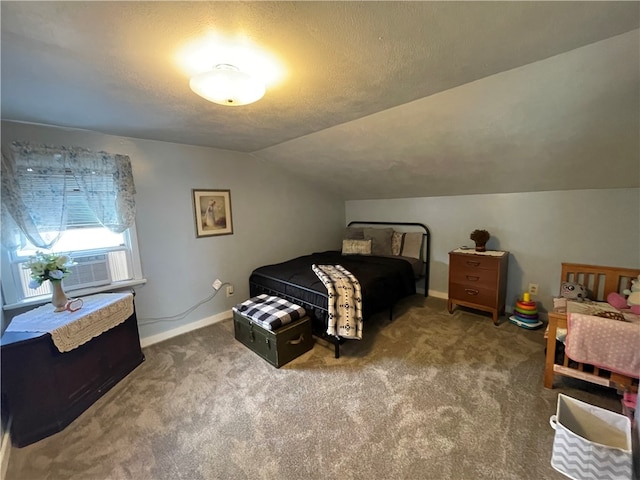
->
(344, 227), (365, 240)
(363, 228), (394, 256)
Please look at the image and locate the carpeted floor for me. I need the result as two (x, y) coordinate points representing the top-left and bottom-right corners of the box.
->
(5, 296), (622, 480)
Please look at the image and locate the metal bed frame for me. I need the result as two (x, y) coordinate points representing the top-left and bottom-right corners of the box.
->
(348, 221), (431, 297)
(249, 221), (431, 358)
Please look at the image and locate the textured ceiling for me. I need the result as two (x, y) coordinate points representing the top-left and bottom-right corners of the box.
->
(1, 2), (639, 199)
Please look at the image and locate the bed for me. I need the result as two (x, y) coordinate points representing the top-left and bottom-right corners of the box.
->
(249, 221), (430, 358)
(544, 263), (640, 392)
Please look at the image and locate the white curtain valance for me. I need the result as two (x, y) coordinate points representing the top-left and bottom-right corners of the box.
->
(1, 141), (136, 250)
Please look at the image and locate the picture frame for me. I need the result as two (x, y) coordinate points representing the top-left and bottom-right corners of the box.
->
(192, 189), (233, 238)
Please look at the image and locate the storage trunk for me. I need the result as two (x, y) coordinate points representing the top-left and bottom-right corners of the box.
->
(549, 394), (632, 480)
(233, 311), (312, 368)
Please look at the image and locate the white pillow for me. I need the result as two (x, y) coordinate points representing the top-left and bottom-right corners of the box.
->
(342, 239), (372, 255)
(391, 231), (404, 256)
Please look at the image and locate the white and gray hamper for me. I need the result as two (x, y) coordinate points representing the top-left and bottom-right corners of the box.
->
(549, 394), (632, 480)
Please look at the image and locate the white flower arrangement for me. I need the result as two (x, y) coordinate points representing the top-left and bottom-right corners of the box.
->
(23, 252), (74, 289)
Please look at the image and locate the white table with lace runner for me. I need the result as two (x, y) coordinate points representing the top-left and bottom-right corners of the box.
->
(6, 292), (135, 353)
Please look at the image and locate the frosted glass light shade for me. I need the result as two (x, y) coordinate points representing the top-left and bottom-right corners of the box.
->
(189, 64), (265, 106)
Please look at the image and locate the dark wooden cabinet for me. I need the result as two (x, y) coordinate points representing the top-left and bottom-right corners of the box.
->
(1, 305), (144, 447)
(447, 249), (509, 324)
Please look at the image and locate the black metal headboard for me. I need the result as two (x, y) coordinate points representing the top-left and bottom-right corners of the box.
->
(347, 221), (431, 297)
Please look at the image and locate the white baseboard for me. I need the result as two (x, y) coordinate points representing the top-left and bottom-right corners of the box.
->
(140, 309), (231, 348)
(1, 420), (12, 480)
(428, 289), (448, 300)
(137, 290), (453, 348)
(140, 290), (449, 348)
(427, 291), (550, 322)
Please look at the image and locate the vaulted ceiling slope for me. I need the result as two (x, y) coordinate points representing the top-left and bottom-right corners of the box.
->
(2, 2), (639, 199)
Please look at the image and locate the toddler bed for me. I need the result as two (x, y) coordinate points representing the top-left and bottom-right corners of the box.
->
(544, 263), (640, 392)
(249, 221), (430, 358)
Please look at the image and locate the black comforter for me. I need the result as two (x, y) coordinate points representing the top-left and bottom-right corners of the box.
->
(249, 251), (416, 322)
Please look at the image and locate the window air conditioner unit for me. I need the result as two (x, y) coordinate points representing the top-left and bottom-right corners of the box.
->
(63, 254), (112, 291)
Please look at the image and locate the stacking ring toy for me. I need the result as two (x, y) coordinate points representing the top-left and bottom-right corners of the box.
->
(516, 300), (537, 310)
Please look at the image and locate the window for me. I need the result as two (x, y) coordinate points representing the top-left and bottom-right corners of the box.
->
(1, 142), (144, 308)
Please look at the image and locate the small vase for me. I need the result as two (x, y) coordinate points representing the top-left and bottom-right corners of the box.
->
(475, 244), (486, 252)
(51, 281), (68, 312)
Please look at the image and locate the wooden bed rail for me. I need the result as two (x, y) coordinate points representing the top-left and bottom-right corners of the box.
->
(560, 262), (640, 301)
(544, 263), (640, 391)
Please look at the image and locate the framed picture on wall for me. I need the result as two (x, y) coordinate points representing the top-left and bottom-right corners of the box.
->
(192, 189), (233, 238)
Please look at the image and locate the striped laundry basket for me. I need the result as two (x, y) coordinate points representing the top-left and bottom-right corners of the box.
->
(549, 394), (632, 480)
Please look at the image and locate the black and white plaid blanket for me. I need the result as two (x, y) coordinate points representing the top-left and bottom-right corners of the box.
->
(233, 294), (306, 331)
(312, 264), (363, 340)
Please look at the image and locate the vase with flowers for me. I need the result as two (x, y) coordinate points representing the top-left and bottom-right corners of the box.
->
(24, 252), (74, 312)
(470, 229), (490, 252)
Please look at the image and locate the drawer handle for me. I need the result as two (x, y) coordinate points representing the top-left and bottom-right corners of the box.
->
(466, 261), (481, 267)
(466, 275), (480, 281)
(464, 288), (479, 296)
(288, 335), (305, 345)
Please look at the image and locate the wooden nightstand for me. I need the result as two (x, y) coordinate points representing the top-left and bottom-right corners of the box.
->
(448, 249), (509, 324)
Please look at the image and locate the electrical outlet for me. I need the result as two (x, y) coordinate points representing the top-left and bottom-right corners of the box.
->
(528, 283), (539, 295)
(212, 279), (222, 290)
(226, 285), (234, 297)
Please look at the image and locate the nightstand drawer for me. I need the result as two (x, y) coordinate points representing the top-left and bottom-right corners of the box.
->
(449, 283), (497, 308)
(450, 253), (500, 272)
(450, 267), (497, 286)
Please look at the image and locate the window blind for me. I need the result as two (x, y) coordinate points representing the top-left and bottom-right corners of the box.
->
(1, 142), (136, 250)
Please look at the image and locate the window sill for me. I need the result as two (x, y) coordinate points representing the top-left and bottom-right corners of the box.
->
(2, 279), (148, 311)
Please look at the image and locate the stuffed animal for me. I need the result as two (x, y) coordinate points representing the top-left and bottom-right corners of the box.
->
(623, 275), (640, 314)
(607, 292), (629, 310)
(560, 282), (589, 301)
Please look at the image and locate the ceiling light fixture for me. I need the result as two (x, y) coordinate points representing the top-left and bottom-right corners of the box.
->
(189, 64), (265, 106)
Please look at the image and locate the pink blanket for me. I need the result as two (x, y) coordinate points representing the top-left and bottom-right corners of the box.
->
(566, 312), (640, 378)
